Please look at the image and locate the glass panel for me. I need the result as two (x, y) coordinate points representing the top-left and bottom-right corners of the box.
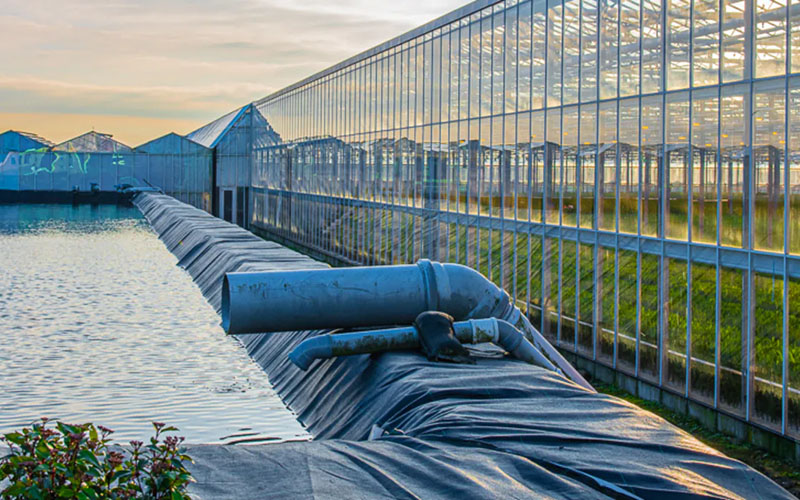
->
(470, 22), (481, 118)
(597, 246), (616, 363)
(753, 79), (785, 252)
(619, 98), (639, 233)
(641, 0), (663, 93)
(482, 17), (493, 118)
(618, 249), (638, 372)
(580, 104), (597, 228)
(690, 263), (717, 404)
(721, 84), (749, 248)
(641, 95), (662, 236)
(578, 243), (596, 356)
(666, 91), (690, 240)
(563, 0), (581, 104)
(599, 100), (618, 231)
(599, 0), (620, 99)
(529, 235), (545, 327)
(692, 89), (719, 244)
(788, 277), (800, 436)
(547, 0), (563, 106)
(532, 110), (546, 222)
(619, 0), (640, 96)
(519, 2), (534, 111)
(666, 0), (691, 89)
(518, 113), (532, 221)
(640, 253), (660, 379)
(581, 0), (599, 102)
(561, 240), (578, 347)
(492, 12), (505, 116)
(789, 78), (800, 254)
(665, 258), (688, 392)
(546, 108), (562, 223)
(460, 26), (471, 120)
(450, 31), (461, 122)
(693, 0), (721, 87)
(753, 272), (784, 429)
(722, 0), (746, 82)
(532, 0), (547, 109)
(543, 238), (560, 339)
(719, 266), (747, 414)
(563, 106), (579, 226)
(480, 118), (492, 216)
(755, 0), (787, 78)
(505, 5), (519, 114)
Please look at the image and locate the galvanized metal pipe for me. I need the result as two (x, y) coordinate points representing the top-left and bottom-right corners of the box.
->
(288, 318), (557, 372)
(222, 260), (513, 334)
(223, 259), (593, 391)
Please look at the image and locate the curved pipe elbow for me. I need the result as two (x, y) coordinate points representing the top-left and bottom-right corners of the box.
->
(288, 335), (333, 371)
(437, 263), (514, 321)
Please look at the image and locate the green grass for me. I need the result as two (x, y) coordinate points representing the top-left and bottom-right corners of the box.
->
(267, 192), (800, 430)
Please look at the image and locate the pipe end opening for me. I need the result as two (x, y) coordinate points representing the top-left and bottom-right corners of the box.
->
(221, 274), (231, 333)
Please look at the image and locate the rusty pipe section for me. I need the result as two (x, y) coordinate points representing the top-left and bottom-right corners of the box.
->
(222, 259), (593, 392)
(288, 318), (557, 372)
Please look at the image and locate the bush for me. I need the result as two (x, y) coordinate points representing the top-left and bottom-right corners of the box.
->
(0, 419), (193, 499)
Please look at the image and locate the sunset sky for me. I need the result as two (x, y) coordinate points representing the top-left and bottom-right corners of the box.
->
(0, 0), (465, 146)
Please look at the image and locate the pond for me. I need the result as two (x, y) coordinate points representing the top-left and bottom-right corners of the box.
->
(0, 204), (309, 444)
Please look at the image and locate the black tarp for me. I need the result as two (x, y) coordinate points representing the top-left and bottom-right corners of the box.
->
(134, 193), (794, 499)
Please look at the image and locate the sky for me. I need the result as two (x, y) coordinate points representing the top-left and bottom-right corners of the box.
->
(0, 0), (466, 146)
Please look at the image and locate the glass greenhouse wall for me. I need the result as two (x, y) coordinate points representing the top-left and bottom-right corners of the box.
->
(187, 105), (282, 225)
(241, 0), (800, 440)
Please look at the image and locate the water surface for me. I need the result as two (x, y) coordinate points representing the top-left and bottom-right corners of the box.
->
(0, 204), (309, 444)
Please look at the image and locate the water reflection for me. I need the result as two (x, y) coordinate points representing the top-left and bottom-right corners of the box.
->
(0, 204), (309, 444)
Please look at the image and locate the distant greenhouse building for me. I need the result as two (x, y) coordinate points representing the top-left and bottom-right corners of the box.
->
(0, 130), (213, 208)
(134, 133), (213, 211)
(187, 104), (280, 226)
(0, 130), (54, 191)
(53, 131), (132, 154)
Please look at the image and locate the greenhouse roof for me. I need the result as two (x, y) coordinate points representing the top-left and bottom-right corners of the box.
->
(134, 132), (211, 154)
(0, 130), (54, 150)
(52, 131), (132, 153)
(186, 106), (247, 149)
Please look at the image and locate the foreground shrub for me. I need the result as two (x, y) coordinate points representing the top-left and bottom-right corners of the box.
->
(0, 419), (193, 499)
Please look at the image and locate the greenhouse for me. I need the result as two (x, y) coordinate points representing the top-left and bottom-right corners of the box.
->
(0, 129), (212, 208)
(187, 104), (280, 226)
(134, 132), (213, 211)
(185, 0), (800, 445)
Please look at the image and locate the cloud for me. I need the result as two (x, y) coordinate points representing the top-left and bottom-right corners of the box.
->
(0, 0), (467, 139)
(0, 76), (266, 119)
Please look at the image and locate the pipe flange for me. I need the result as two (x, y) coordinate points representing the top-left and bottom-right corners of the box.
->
(416, 259), (439, 311)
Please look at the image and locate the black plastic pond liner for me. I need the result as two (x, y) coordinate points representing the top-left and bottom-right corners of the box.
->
(134, 192), (793, 500)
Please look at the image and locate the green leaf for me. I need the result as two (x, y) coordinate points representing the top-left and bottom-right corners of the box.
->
(3, 432), (25, 445)
(78, 449), (101, 468)
(57, 422), (80, 436)
(3, 482), (26, 497)
(58, 486), (75, 497)
(25, 485), (44, 500)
